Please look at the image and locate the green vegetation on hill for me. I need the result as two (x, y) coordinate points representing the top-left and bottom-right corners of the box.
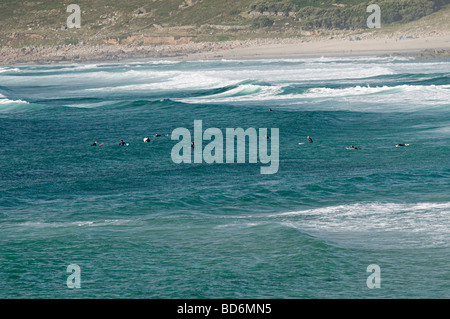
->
(251, 0), (447, 29)
(0, 0), (448, 47)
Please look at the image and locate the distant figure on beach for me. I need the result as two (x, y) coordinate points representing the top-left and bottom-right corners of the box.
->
(396, 143), (410, 147)
(307, 136), (313, 143)
(91, 141), (98, 146)
(119, 140), (125, 146)
(143, 137), (151, 143)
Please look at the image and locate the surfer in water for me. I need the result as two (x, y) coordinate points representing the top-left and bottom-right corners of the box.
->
(348, 145), (361, 150)
(119, 140), (125, 146)
(396, 143), (410, 147)
(91, 141), (98, 146)
(155, 134), (161, 137)
(144, 137), (151, 143)
(307, 136), (313, 143)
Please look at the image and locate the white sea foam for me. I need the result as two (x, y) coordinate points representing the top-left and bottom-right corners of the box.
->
(0, 93), (29, 106)
(145, 60), (181, 65)
(64, 101), (115, 108)
(302, 85), (397, 97)
(271, 202), (450, 249)
(214, 201), (450, 248)
(214, 65), (394, 82)
(18, 219), (131, 228)
(197, 84), (283, 101)
(85, 71), (239, 92)
(4, 62), (395, 91)
(215, 221), (264, 229)
(298, 84), (450, 103)
(1, 60), (447, 113)
(0, 67), (20, 73)
(179, 83), (450, 110)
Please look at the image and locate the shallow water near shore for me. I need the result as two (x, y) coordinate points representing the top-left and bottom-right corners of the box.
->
(0, 56), (449, 298)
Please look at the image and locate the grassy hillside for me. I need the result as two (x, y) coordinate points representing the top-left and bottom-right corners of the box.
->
(0, 0), (448, 47)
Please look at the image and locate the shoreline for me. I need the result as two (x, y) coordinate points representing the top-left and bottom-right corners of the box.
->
(183, 34), (450, 61)
(1, 33), (449, 66)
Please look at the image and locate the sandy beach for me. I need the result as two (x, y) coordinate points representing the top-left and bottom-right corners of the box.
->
(185, 34), (450, 60)
(1, 32), (449, 66)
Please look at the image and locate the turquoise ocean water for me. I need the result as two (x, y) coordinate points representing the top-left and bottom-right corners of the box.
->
(0, 57), (449, 298)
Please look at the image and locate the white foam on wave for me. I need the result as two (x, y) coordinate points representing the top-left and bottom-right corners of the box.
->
(6, 62), (394, 90)
(326, 84), (450, 110)
(302, 85), (396, 97)
(185, 84), (392, 103)
(300, 84), (450, 102)
(182, 83), (283, 103)
(55, 64), (100, 73)
(121, 60), (181, 66)
(271, 202), (450, 249)
(18, 219), (131, 228)
(0, 93), (29, 106)
(1, 68), (158, 86)
(179, 83), (450, 110)
(145, 60), (181, 65)
(64, 100), (115, 108)
(0, 67), (20, 73)
(2, 59), (446, 111)
(215, 221), (263, 229)
(86, 71), (239, 92)
(214, 65), (394, 82)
